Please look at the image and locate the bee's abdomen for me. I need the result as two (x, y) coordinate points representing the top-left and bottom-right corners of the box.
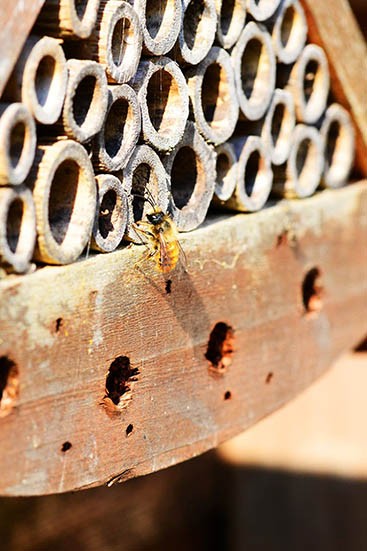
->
(157, 240), (179, 273)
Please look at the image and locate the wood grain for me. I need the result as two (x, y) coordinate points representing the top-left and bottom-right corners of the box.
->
(0, 0), (46, 98)
(301, 0), (367, 175)
(0, 182), (366, 496)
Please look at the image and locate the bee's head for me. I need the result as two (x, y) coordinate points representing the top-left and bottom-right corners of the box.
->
(147, 210), (164, 225)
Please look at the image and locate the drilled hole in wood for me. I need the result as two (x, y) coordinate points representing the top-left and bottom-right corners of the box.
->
(105, 356), (139, 406)
(61, 441), (72, 452)
(165, 279), (172, 294)
(205, 322), (234, 374)
(0, 356), (19, 418)
(55, 317), (63, 333)
(126, 423), (134, 436)
(265, 372), (273, 384)
(224, 390), (232, 400)
(302, 267), (323, 313)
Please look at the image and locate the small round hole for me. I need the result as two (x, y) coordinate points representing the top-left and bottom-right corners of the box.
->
(61, 441), (72, 452)
(302, 267), (323, 313)
(55, 317), (63, 333)
(126, 423), (134, 436)
(165, 279), (172, 294)
(224, 390), (232, 400)
(265, 372), (273, 384)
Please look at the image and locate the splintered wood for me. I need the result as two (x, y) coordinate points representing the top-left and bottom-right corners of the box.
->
(0, 0), (363, 272)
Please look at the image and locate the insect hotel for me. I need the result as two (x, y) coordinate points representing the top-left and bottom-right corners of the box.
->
(0, 0), (365, 498)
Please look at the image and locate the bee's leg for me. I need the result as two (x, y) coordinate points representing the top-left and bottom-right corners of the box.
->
(131, 224), (157, 270)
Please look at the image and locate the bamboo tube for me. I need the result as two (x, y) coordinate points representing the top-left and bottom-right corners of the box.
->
(320, 103), (355, 189)
(84, 0), (143, 84)
(94, 84), (140, 172)
(162, 121), (216, 231)
(271, 0), (307, 64)
(4, 36), (68, 126)
(262, 88), (296, 165)
(288, 44), (330, 124)
(121, 144), (170, 241)
(31, 140), (96, 265)
(215, 0), (247, 49)
(91, 174), (128, 252)
(0, 186), (36, 273)
(176, 0), (217, 65)
(0, 103), (37, 186)
(225, 135), (273, 212)
(273, 124), (324, 198)
(134, 0), (182, 55)
(132, 57), (189, 151)
(213, 142), (237, 202)
(232, 22), (276, 121)
(247, 0), (281, 21)
(37, 0), (100, 39)
(186, 46), (239, 145)
(62, 59), (108, 143)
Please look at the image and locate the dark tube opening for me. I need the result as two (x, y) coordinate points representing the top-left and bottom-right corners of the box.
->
(99, 189), (117, 239)
(35, 55), (56, 108)
(183, 0), (205, 51)
(171, 146), (197, 209)
(6, 198), (24, 253)
(105, 98), (129, 158)
(49, 159), (79, 245)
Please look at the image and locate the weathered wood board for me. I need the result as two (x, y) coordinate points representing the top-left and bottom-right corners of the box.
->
(0, 182), (366, 496)
(0, 0), (46, 97)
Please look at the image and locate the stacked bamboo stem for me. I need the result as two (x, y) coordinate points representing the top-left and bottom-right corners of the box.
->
(0, 0), (357, 273)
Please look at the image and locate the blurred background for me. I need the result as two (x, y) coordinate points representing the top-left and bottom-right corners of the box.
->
(1, 2), (366, 550)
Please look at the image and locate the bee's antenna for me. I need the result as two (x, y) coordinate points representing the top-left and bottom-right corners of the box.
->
(132, 193), (155, 208)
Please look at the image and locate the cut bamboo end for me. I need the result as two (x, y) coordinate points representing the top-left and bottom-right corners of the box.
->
(38, 0), (100, 39)
(135, 0), (182, 55)
(177, 0), (217, 65)
(94, 84), (141, 172)
(289, 44), (330, 124)
(247, 0), (281, 21)
(262, 88), (296, 165)
(91, 0), (142, 83)
(91, 174), (128, 252)
(215, 0), (246, 49)
(271, 0), (307, 64)
(320, 103), (355, 189)
(232, 22), (276, 121)
(31, 140), (96, 265)
(0, 186), (36, 273)
(186, 46), (239, 145)
(274, 124), (324, 198)
(226, 135), (273, 212)
(63, 59), (108, 143)
(122, 144), (169, 241)
(5, 36), (68, 125)
(133, 57), (189, 151)
(213, 142), (237, 202)
(162, 121), (216, 231)
(0, 104), (37, 186)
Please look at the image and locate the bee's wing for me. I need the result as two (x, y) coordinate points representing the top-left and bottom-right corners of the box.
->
(158, 231), (171, 270)
(177, 240), (188, 272)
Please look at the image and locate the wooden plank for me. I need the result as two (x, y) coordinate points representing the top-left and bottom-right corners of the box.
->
(0, 0), (46, 97)
(0, 182), (366, 496)
(302, 0), (367, 175)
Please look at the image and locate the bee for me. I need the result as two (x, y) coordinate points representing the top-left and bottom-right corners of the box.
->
(132, 190), (185, 274)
